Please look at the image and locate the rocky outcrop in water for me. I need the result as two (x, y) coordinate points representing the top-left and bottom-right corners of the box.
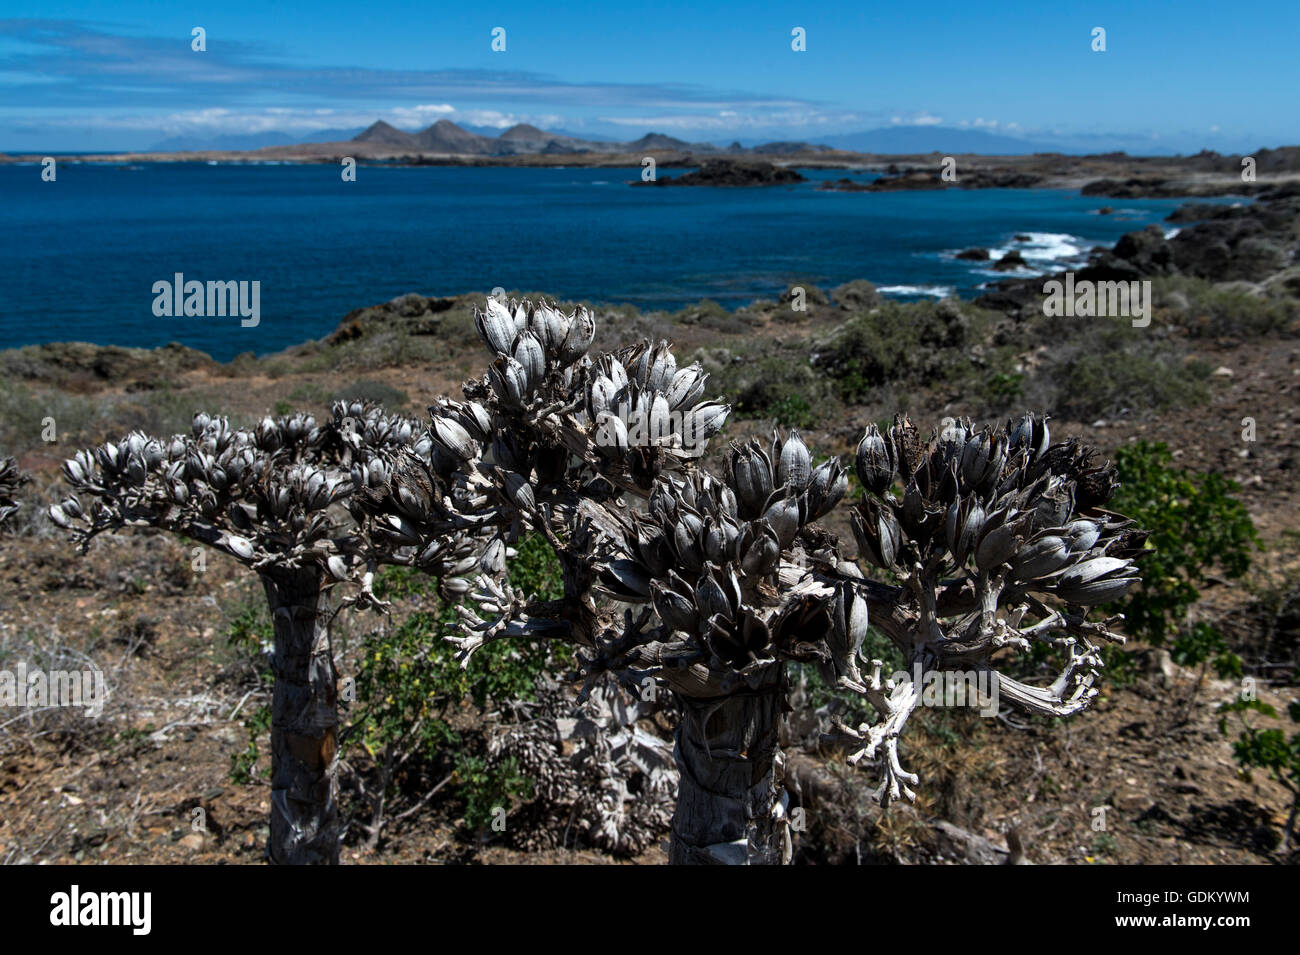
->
(992, 250), (1028, 271)
(821, 169), (1045, 192)
(635, 159), (806, 187)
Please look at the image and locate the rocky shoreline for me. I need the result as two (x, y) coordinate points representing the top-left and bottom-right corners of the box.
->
(976, 184), (1300, 313)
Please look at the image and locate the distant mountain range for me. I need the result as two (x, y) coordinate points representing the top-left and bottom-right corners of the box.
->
(147, 120), (1230, 157)
(347, 120), (755, 156)
(152, 120), (835, 156)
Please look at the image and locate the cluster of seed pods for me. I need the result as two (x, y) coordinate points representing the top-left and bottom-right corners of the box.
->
(851, 413), (1143, 605)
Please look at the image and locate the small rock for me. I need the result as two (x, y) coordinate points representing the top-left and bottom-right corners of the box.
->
(992, 250), (1028, 272)
(178, 832), (206, 851)
(1117, 792), (1147, 811)
(1213, 366), (1234, 377)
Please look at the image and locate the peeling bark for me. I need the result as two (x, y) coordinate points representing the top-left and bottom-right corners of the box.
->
(669, 666), (784, 865)
(263, 568), (339, 865)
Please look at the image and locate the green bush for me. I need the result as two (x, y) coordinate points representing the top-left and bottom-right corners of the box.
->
(454, 753), (533, 832)
(340, 533), (568, 840)
(287, 382), (331, 407)
(768, 393), (815, 428)
(223, 532), (568, 838)
(981, 370), (1025, 403)
(813, 299), (994, 403)
(673, 299), (750, 333)
(1218, 698), (1300, 850)
(1157, 276), (1298, 338)
(1049, 330), (1209, 419)
(702, 349), (830, 423)
(1107, 441), (1260, 667)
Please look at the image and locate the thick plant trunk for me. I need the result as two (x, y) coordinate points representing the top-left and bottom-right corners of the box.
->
(262, 568), (340, 865)
(669, 666), (785, 865)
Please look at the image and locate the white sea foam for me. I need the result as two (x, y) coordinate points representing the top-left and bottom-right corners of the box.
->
(988, 232), (1087, 263)
(878, 284), (954, 298)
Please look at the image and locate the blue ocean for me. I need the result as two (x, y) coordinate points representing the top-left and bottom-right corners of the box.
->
(0, 162), (1234, 361)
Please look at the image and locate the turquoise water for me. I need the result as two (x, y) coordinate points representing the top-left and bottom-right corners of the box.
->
(0, 162), (1234, 361)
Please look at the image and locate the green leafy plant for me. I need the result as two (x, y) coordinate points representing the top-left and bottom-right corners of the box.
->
(1049, 329), (1210, 419)
(1108, 442), (1259, 663)
(230, 705), (271, 784)
(340, 533), (567, 848)
(1219, 698), (1300, 850)
(454, 753), (534, 833)
(224, 596), (274, 784)
(813, 299), (993, 403)
(768, 393), (815, 429)
(982, 370), (1025, 402)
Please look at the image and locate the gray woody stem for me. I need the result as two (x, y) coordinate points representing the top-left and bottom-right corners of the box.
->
(263, 568), (340, 865)
(668, 666), (785, 865)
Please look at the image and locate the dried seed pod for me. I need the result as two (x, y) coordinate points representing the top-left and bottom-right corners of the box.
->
(666, 364), (707, 410)
(762, 491), (802, 549)
(852, 503), (901, 569)
(738, 519), (781, 576)
(225, 534), (255, 560)
(730, 443), (774, 517)
(1009, 534), (1072, 582)
(681, 401), (729, 452)
(807, 458), (848, 521)
(651, 581), (699, 633)
(327, 555), (349, 581)
(776, 431), (812, 492)
(476, 298), (517, 355)
(514, 330), (546, 385)
(588, 374), (618, 417)
(501, 470), (535, 511)
(599, 558), (652, 600)
(974, 514), (1027, 571)
(430, 416), (478, 462)
(1050, 573), (1137, 604)
(856, 424), (895, 496)
(558, 306), (596, 364)
(826, 580), (868, 686)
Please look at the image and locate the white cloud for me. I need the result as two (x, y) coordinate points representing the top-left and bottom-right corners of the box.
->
(889, 111), (944, 126)
(597, 108), (860, 132)
(30, 103), (573, 137)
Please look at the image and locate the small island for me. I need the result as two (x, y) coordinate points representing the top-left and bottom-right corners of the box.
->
(634, 159), (807, 187)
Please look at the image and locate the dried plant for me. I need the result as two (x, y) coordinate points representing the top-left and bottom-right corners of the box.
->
(489, 673), (676, 856)
(54, 296), (1146, 865)
(50, 403), (497, 863)
(395, 298), (1147, 864)
(0, 456), (27, 527)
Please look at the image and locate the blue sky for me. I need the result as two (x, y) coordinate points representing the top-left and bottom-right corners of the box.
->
(1, 0), (1295, 152)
